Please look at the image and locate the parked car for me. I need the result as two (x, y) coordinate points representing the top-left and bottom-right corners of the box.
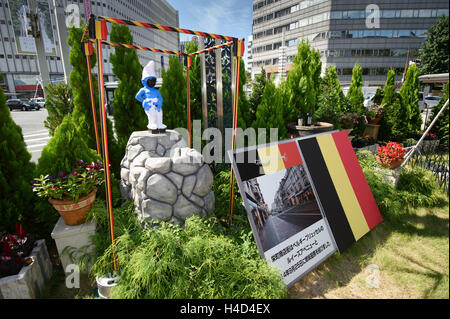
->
(424, 96), (441, 109)
(20, 98), (40, 110)
(31, 97), (46, 108)
(364, 94), (376, 107)
(6, 99), (38, 111)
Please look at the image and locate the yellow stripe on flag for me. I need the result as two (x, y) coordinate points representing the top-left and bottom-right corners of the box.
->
(316, 134), (369, 240)
(257, 145), (285, 175)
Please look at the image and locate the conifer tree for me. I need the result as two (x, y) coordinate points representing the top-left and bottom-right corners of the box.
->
(109, 24), (147, 148)
(400, 63), (422, 134)
(252, 79), (287, 141)
(160, 55), (187, 129)
(67, 25), (120, 174)
(68, 25), (100, 150)
(248, 68), (267, 125)
(0, 76), (36, 231)
(418, 15), (449, 75)
(314, 66), (346, 128)
(379, 69), (404, 141)
(346, 62), (365, 114)
(37, 115), (99, 176)
(286, 40), (321, 123)
(43, 82), (74, 136)
(237, 58), (250, 129)
(373, 87), (384, 104)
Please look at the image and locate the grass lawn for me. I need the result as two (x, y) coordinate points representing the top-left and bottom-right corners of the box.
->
(38, 203), (448, 299)
(289, 204), (449, 299)
(37, 156), (449, 299)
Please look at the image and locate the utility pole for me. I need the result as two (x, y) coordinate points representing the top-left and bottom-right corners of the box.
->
(27, 0), (51, 97)
(52, 0), (72, 84)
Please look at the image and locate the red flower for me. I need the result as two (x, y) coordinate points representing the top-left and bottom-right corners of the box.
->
(51, 187), (56, 190)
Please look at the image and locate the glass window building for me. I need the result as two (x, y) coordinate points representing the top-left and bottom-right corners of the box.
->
(251, 0), (449, 86)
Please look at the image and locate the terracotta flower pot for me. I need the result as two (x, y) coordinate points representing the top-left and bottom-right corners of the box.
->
(376, 156), (404, 170)
(368, 116), (381, 125)
(49, 187), (97, 226)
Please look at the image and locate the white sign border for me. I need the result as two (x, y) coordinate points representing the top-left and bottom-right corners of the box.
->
(228, 131), (341, 288)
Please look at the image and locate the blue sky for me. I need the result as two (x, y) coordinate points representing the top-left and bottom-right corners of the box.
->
(167, 0), (253, 63)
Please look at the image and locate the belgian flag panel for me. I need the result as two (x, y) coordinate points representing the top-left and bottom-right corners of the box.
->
(298, 137), (356, 252)
(297, 131), (382, 253)
(233, 148), (263, 182)
(234, 141), (303, 182)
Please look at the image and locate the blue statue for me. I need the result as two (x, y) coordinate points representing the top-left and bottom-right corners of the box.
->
(135, 60), (166, 132)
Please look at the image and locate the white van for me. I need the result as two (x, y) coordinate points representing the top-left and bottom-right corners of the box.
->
(31, 97), (46, 108)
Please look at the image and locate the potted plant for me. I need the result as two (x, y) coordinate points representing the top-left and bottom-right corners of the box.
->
(0, 225), (53, 298)
(33, 160), (104, 226)
(376, 142), (407, 169)
(0, 225), (34, 279)
(352, 134), (378, 152)
(340, 112), (361, 136)
(366, 104), (384, 125)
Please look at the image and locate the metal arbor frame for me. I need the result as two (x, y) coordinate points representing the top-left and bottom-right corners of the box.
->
(81, 15), (244, 270)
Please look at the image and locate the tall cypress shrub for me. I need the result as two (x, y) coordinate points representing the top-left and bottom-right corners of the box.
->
(379, 69), (403, 141)
(237, 58), (250, 129)
(314, 65), (346, 128)
(346, 62), (365, 115)
(286, 40), (321, 123)
(248, 68), (267, 126)
(400, 63), (422, 134)
(0, 77), (36, 231)
(43, 82), (74, 136)
(67, 25), (120, 174)
(109, 24), (147, 148)
(68, 25), (100, 150)
(160, 55), (187, 129)
(252, 79), (287, 141)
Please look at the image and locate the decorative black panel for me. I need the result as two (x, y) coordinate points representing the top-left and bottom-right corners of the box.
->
(204, 37), (217, 128)
(222, 43), (232, 129)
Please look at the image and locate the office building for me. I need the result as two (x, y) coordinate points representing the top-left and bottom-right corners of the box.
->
(0, 0), (179, 97)
(251, 0), (449, 86)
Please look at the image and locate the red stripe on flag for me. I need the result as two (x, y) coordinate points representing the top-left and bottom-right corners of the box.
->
(332, 131), (382, 229)
(278, 141), (303, 169)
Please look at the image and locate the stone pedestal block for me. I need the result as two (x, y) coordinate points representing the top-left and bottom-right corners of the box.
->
(51, 217), (96, 274)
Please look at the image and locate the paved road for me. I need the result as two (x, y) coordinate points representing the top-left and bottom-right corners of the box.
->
(259, 201), (323, 252)
(11, 108), (50, 163)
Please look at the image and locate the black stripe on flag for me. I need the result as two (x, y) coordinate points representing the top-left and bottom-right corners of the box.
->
(298, 137), (355, 253)
(233, 149), (264, 182)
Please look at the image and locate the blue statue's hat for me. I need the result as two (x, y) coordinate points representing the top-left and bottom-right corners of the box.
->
(142, 60), (157, 87)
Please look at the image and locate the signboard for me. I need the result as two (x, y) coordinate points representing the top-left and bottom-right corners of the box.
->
(230, 130), (382, 287)
(7, 0), (56, 55)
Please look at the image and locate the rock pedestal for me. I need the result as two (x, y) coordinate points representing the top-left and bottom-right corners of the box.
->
(120, 130), (215, 226)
